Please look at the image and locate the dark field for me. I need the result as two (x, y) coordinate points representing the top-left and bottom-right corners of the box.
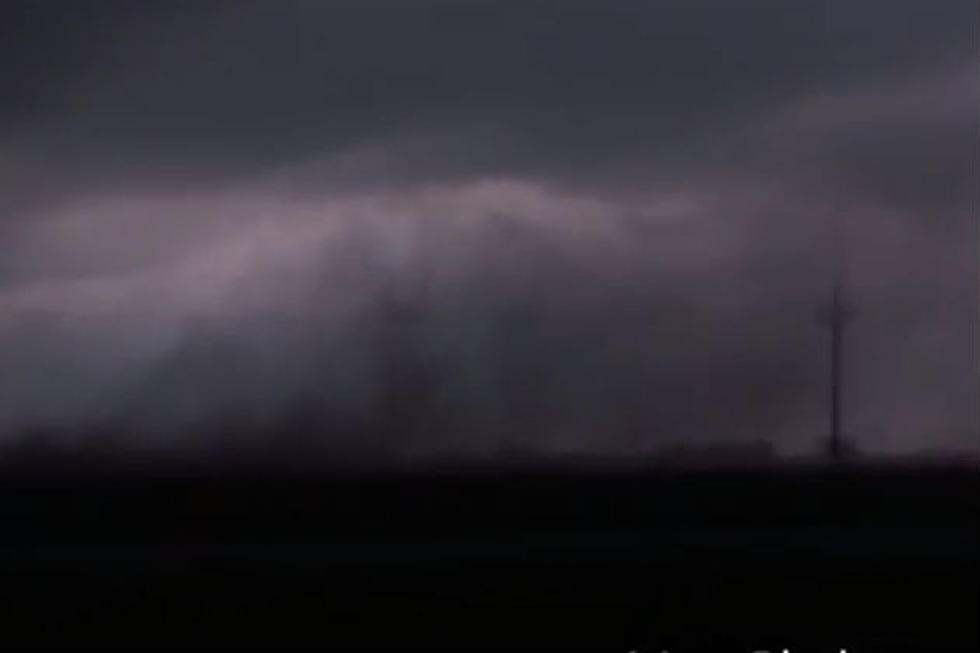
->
(0, 465), (976, 652)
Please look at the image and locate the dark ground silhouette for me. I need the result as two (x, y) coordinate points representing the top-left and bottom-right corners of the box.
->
(0, 438), (975, 651)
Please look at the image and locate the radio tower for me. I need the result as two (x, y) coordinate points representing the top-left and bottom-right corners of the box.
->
(817, 211), (856, 462)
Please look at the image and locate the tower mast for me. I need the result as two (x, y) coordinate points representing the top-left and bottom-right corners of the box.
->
(818, 210), (855, 461)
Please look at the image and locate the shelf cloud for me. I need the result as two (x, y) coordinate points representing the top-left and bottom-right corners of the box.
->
(1, 0), (976, 458)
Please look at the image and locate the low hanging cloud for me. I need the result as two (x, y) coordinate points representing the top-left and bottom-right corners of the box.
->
(0, 0), (975, 459)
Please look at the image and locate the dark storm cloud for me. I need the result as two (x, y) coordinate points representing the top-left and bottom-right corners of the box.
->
(0, 0), (976, 458)
(3, 0), (973, 178)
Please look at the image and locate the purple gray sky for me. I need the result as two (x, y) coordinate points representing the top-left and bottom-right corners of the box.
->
(0, 1), (976, 459)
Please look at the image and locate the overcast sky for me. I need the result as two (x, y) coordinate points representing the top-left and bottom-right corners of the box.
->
(0, 0), (976, 459)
